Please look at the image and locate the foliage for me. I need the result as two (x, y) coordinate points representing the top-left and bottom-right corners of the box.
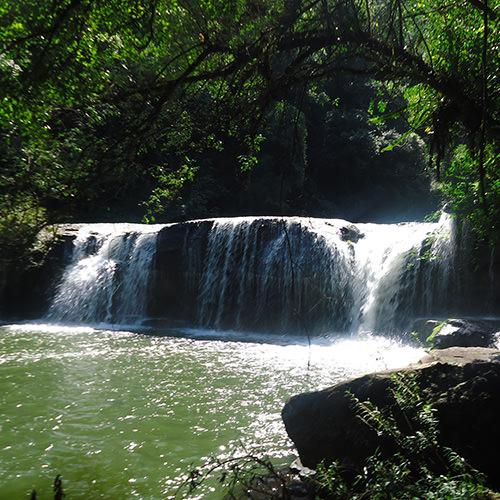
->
(175, 451), (296, 499)
(30, 474), (65, 500)
(0, 0), (498, 262)
(312, 373), (490, 499)
(426, 320), (446, 345)
(142, 162), (197, 223)
(0, 194), (47, 266)
(439, 144), (500, 242)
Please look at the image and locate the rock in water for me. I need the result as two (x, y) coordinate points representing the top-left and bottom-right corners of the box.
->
(282, 348), (500, 486)
(412, 318), (500, 348)
(338, 224), (364, 242)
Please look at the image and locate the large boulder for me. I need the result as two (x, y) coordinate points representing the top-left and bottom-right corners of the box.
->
(282, 348), (500, 486)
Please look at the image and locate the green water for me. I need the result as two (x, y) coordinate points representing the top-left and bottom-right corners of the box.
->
(0, 324), (423, 499)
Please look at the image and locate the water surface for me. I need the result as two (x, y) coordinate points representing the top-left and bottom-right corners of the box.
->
(0, 324), (423, 498)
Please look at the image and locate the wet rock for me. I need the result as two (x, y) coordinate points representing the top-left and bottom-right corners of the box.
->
(412, 318), (499, 348)
(247, 467), (314, 499)
(338, 224), (364, 243)
(149, 219), (213, 320)
(0, 226), (76, 320)
(282, 347), (500, 486)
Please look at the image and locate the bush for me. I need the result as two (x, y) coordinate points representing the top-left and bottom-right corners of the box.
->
(0, 195), (47, 266)
(312, 373), (490, 499)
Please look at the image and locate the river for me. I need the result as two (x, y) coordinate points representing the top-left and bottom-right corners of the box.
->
(0, 324), (422, 498)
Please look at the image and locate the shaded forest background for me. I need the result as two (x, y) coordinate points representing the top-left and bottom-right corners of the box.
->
(164, 74), (436, 223)
(0, 0), (498, 264)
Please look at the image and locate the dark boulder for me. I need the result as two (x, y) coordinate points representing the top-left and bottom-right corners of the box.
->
(282, 348), (500, 486)
(339, 224), (364, 243)
(412, 318), (499, 348)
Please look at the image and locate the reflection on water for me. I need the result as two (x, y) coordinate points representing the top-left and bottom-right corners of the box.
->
(0, 324), (423, 498)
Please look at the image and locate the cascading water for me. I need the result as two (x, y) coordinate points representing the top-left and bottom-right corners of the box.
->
(46, 224), (163, 325)
(195, 218), (354, 332)
(44, 214), (476, 333)
(353, 218), (448, 333)
(190, 214), (459, 334)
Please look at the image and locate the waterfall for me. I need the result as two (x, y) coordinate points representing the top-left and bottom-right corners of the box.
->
(353, 214), (453, 332)
(44, 214), (485, 333)
(46, 224), (163, 325)
(353, 221), (437, 332)
(195, 218), (354, 332)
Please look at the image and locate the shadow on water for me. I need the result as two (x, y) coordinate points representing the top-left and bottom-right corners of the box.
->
(5, 318), (362, 347)
(4, 314), (500, 348)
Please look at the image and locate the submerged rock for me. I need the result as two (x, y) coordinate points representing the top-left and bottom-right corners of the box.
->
(282, 347), (500, 486)
(412, 318), (499, 348)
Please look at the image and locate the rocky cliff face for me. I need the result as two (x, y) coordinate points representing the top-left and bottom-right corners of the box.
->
(0, 226), (77, 320)
(147, 217), (355, 332)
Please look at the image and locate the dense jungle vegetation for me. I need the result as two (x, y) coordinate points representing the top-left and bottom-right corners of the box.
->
(0, 0), (498, 263)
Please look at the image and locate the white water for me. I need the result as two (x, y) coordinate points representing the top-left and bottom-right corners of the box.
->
(354, 219), (444, 332)
(45, 215), (458, 333)
(47, 224), (164, 325)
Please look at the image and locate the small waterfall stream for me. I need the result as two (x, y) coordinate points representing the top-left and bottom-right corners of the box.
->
(47, 224), (163, 325)
(44, 214), (482, 333)
(353, 221), (438, 332)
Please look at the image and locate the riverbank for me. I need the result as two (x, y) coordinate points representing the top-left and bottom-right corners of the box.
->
(280, 346), (500, 498)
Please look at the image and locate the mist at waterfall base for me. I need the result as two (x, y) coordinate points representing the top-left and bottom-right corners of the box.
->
(0, 214), (495, 498)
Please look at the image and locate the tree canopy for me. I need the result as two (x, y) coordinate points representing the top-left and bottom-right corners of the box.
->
(0, 0), (498, 260)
